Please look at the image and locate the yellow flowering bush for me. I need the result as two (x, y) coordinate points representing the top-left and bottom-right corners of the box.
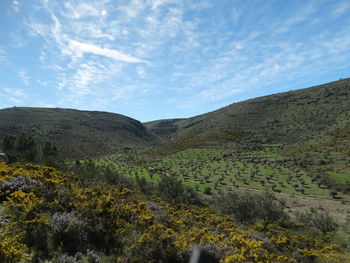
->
(0, 231), (27, 263)
(0, 162), (349, 262)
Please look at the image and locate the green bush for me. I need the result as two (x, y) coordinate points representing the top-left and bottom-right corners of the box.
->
(296, 208), (338, 234)
(214, 190), (257, 223)
(204, 186), (212, 195)
(214, 189), (287, 227)
(157, 176), (199, 205)
(49, 212), (88, 254)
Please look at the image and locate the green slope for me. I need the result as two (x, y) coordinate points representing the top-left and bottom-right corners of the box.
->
(145, 78), (350, 153)
(0, 78), (349, 164)
(0, 107), (155, 159)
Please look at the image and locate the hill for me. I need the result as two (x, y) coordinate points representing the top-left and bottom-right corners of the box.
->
(0, 78), (349, 164)
(145, 79), (350, 174)
(0, 107), (155, 159)
(145, 78), (350, 148)
(144, 118), (185, 142)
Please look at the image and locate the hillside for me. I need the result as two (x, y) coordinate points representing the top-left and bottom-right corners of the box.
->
(145, 118), (185, 142)
(145, 79), (350, 175)
(0, 107), (155, 159)
(0, 78), (349, 163)
(145, 78), (350, 148)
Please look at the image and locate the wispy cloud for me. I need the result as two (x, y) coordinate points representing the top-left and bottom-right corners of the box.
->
(10, 33), (27, 48)
(57, 61), (119, 99)
(332, 2), (350, 16)
(25, 0), (151, 106)
(63, 1), (102, 19)
(12, 0), (21, 12)
(274, 2), (318, 34)
(68, 40), (148, 63)
(119, 0), (147, 18)
(151, 0), (179, 10)
(0, 48), (7, 63)
(18, 69), (30, 85)
(3, 87), (26, 98)
(1, 87), (26, 104)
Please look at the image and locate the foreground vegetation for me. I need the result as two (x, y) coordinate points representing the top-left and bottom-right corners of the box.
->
(0, 162), (349, 262)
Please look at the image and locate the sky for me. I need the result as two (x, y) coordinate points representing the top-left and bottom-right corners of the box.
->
(0, 0), (350, 122)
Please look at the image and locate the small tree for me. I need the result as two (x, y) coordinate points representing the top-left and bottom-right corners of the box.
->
(330, 190), (338, 199)
(158, 176), (199, 205)
(204, 186), (212, 195)
(297, 209), (337, 234)
(254, 190), (286, 230)
(214, 190), (257, 224)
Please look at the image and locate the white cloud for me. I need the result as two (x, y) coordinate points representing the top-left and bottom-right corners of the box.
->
(136, 66), (146, 78)
(157, 8), (183, 38)
(10, 33), (27, 48)
(119, 0), (147, 18)
(12, 0), (20, 12)
(68, 40), (148, 63)
(3, 87), (26, 98)
(111, 85), (138, 101)
(274, 3), (317, 34)
(0, 48), (7, 63)
(1, 87), (26, 104)
(150, 0), (179, 10)
(28, 9), (146, 63)
(332, 2), (350, 16)
(57, 62), (100, 99)
(63, 1), (102, 19)
(56, 59), (138, 106)
(18, 69), (30, 85)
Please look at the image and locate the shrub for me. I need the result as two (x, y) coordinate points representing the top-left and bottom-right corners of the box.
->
(132, 224), (178, 262)
(0, 175), (39, 200)
(204, 186), (212, 195)
(214, 189), (287, 228)
(0, 232), (28, 263)
(214, 190), (257, 224)
(255, 190), (287, 229)
(157, 176), (199, 205)
(49, 212), (88, 254)
(55, 251), (101, 263)
(0, 175), (38, 192)
(296, 208), (338, 234)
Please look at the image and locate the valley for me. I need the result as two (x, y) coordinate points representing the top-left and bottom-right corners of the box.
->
(1, 78), (350, 262)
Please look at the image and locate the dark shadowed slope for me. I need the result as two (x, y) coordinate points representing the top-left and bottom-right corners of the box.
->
(0, 107), (155, 158)
(143, 118), (185, 142)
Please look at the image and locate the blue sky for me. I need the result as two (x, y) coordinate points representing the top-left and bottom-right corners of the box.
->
(0, 0), (350, 122)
